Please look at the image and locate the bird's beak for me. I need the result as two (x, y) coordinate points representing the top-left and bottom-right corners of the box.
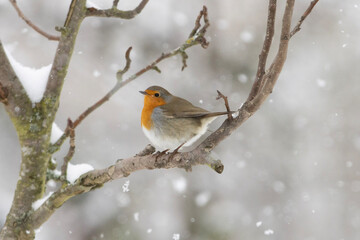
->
(139, 91), (148, 95)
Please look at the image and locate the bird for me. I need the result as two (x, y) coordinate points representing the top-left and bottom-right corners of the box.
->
(140, 86), (233, 151)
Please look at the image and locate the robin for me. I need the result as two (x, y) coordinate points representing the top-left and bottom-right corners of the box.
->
(140, 86), (233, 151)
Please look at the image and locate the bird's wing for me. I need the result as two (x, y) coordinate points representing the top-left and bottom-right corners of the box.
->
(160, 97), (233, 118)
(159, 97), (211, 118)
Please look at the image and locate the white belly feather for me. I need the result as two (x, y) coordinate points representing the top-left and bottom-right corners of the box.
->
(142, 116), (217, 151)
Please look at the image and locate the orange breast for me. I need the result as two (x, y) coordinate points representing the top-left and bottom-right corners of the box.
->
(141, 94), (166, 129)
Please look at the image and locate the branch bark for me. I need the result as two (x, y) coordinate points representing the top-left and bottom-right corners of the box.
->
(86, 0), (149, 19)
(0, 41), (53, 239)
(30, 144), (223, 229)
(290, 0), (319, 38)
(248, 0), (276, 101)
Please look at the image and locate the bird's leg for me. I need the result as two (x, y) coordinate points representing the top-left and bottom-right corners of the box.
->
(168, 142), (186, 161)
(155, 149), (169, 161)
(153, 149), (170, 168)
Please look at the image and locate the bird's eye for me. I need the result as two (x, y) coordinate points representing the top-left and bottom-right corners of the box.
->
(154, 93), (160, 97)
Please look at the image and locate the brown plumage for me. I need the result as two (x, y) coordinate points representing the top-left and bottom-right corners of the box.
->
(140, 86), (233, 150)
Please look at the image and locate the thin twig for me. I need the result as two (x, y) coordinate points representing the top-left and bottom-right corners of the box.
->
(189, 6), (206, 37)
(247, 0), (276, 101)
(216, 90), (232, 120)
(9, 0), (60, 41)
(188, 6), (210, 48)
(116, 47), (132, 81)
(49, 6), (210, 153)
(198, 6), (210, 36)
(86, 0), (149, 19)
(60, 119), (75, 179)
(290, 0), (319, 38)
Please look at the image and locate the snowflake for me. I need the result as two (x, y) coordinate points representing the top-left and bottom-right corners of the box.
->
(122, 180), (130, 192)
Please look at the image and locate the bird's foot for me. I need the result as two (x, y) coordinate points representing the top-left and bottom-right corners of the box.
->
(154, 149), (169, 168)
(155, 149), (169, 161)
(168, 142), (186, 161)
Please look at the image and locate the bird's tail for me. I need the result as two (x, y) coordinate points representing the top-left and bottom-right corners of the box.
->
(201, 111), (235, 118)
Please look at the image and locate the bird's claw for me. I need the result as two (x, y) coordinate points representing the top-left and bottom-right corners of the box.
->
(155, 149), (169, 161)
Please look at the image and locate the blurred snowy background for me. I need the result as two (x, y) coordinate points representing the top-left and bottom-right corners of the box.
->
(1, 0), (360, 239)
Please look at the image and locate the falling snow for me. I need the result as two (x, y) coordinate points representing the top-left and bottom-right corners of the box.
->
(172, 177), (187, 193)
(264, 229), (274, 235)
(195, 191), (211, 207)
(122, 180), (130, 192)
(173, 233), (180, 240)
(237, 73), (248, 83)
(134, 212), (140, 222)
(316, 78), (326, 88)
(240, 30), (254, 43)
(93, 70), (101, 78)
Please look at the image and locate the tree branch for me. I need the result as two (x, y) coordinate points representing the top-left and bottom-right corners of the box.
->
(86, 0), (149, 19)
(248, 0), (277, 101)
(290, 0), (319, 38)
(60, 119), (75, 180)
(29, 144), (223, 229)
(9, 0), (60, 41)
(116, 46), (132, 81)
(0, 41), (32, 117)
(49, 6), (210, 153)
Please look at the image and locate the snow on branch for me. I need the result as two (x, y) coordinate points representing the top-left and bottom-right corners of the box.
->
(4, 46), (52, 105)
(30, 144), (223, 229)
